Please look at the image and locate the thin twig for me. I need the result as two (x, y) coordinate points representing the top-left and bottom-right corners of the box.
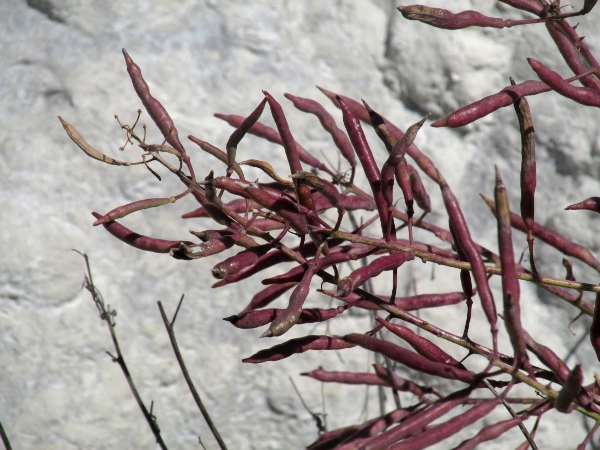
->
(157, 298), (228, 450)
(76, 251), (168, 450)
(289, 376), (326, 434)
(0, 420), (12, 450)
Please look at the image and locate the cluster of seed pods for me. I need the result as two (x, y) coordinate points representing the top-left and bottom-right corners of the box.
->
(60, 2), (600, 448)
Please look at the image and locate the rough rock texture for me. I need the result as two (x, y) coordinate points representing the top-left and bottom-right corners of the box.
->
(1, 1), (600, 449)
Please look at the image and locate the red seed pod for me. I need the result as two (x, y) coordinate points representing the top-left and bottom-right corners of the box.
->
(566, 197), (600, 213)
(240, 282), (297, 313)
(583, 0), (600, 13)
(431, 80), (549, 128)
(360, 387), (473, 450)
(591, 293), (600, 363)
(284, 93), (357, 169)
(302, 368), (388, 387)
(555, 364), (584, 413)
(291, 171), (346, 229)
(376, 318), (464, 368)
(453, 416), (524, 450)
(170, 238), (230, 260)
(122, 49), (186, 157)
(495, 167), (530, 372)
(91, 212), (193, 253)
(211, 242), (273, 279)
(188, 136), (244, 179)
(397, 5), (505, 30)
(438, 171), (498, 352)
(337, 252), (415, 297)
(523, 329), (571, 383)
(343, 333), (476, 383)
(388, 399), (499, 450)
(528, 58), (600, 107)
(93, 197), (175, 226)
(225, 97), (268, 176)
(318, 87), (440, 183)
(261, 269), (315, 337)
(214, 113), (335, 176)
(496, 0), (544, 14)
(407, 164), (431, 214)
(242, 335), (355, 363)
(481, 194), (600, 272)
(225, 306), (341, 329)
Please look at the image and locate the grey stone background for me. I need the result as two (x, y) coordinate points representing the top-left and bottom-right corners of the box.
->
(2, 0), (600, 448)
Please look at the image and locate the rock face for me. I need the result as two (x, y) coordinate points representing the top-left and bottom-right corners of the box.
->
(1, 1), (600, 449)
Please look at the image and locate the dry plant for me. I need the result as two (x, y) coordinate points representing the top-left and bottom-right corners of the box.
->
(55, 1), (600, 448)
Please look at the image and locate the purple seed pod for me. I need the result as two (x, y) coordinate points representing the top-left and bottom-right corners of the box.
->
(453, 416), (524, 450)
(523, 329), (570, 383)
(214, 113), (335, 176)
(91, 212), (193, 253)
(93, 197), (175, 226)
(338, 96), (389, 236)
(225, 97), (268, 177)
(372, 364), (433, 398)
(438, 171), (498, 353)
(343, 333), (476, 383)
(566, 197), (600, 213)
(170, 237), (233, 260)
(284, 93), (357, 171)
(407, 164), (431, 214)
(225, 306), (341, 329)
(591, 293), (600, 363)
(261, 269), (315, 337)
(481, 194), (600, 272)
(495, 167), (531, 373)
(375, 317), (465, 368)
(555, 364), (584, 413)
(122, 49), (187, 158)
(188, 136), (244, 179)
(388, 399), (499, 450)
(302, 368), (389, 387)
(242, 335), (355, 363)
(431, 80), (549, 128)
(291, 171), (346, 229)
(211, 242), (273, 279)
(528, 57), (600, 107)
(397, 5), (505, 30)
(240, 282), (297, 313)
(318, 87), (440, 183)
(546, 22), (600, 91)
(497, 0), (545, 14)
(360, 387), (473, 450)
(583, 0), (600, 13)
(337, 252), (415, 297)
(512, 80), (538, 274)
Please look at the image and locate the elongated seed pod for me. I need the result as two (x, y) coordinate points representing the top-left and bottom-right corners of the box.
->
(240, 282), (297, 313)
(242, 335), (355, 363)
(376, 317), (464, 367)
(407, 164), (431, 213)
(261, 269), (314, 337)
(211, 242), (273, 279)
(291, 171), (346, 229)
(170, 237), (233, 260)
(555, 364), (584, 413)
(372, 364), (432, 397)
(225, 97), (268, 176)
(93, 197), (175, 226)
(388, 400), (499, 450)
(337, 252), (414, 297)
(438, 171), (498, 352)
(528, 58), (600, 107)
(318, 87), (440, 183)
(431, 80), (549, 128)
(583, 0), (600, 13)
(566, 197), (600, 213)
(453, 416), (524, 450)
(59, 117), (130, 166)
(361, 387), (473, 450)
(495, 167), (530, 371)
(225, 306), (341, 329)
(330, 290), (467, 311)
(91, 212), (192, 253)
(591, 293), (600, 363)
(338, 97), (389, 235)
(214, 113), (335, 175)
(397, 5), (505, 29)
(302, 369), (389, 387)
(546, 22), (600, 91)
(523, 329), (570, 383)
(344, 333), (476, 383)
(188, 136), (244, 178)
(512, 80), (537, 274)
(284, 93), (357, 169)
(122, 49), (186, 156)
(496, 0), (544, 14)
(481, 194), (600, 272)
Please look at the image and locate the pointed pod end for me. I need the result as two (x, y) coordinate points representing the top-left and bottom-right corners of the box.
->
(260, 329), (274, 338)
(430, 117), (447, 127)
